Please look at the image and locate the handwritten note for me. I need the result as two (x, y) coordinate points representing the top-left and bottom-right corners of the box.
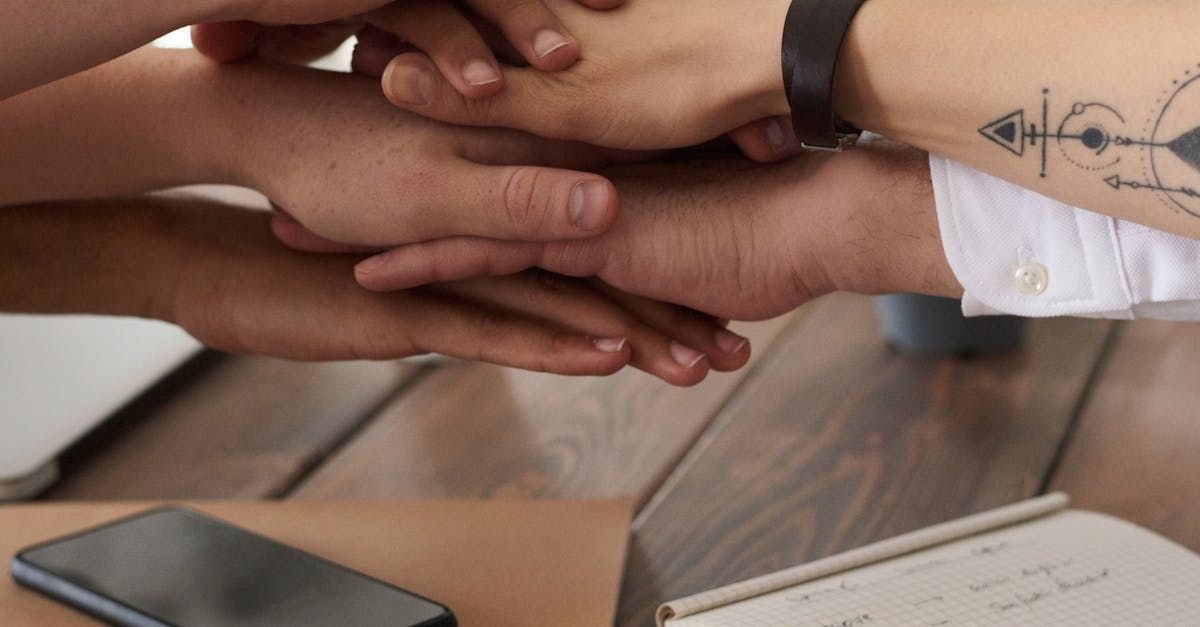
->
(670, 511), (1200, 626)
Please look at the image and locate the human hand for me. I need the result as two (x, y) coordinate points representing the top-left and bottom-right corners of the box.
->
(159, 198), (748, 385)
(196, 0), (624, 99)
(210, 59), (633, 248)
(373, 0), (796, 151)
(344, 143), (963, 321)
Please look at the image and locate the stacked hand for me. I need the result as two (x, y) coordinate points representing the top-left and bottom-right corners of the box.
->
(2, 0), (965, 389)
(184, 4), (961, 372)
(194, 0), (622, 97)
(1, 48), (755, 387)
(159, 198), (751, 385)
(194, 0), (804, 162)
(277, 140), (961, 323)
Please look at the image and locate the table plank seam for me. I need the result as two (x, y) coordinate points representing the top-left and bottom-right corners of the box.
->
(632, 308), (818, 529)
(1036, 321), (1124, 496)
(46, 351), (226, 492)
(275, 364), (438, 499)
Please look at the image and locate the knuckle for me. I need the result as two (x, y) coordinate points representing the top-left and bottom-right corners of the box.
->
(540, 241), (598, 277)
(545, 332), (582, 370)
(563, 97), (623, 147)
(473, 311), (509, 344)
(462, 92), (498, 120)
(424, 249), (458, 284)
(501, 166), (553, 231)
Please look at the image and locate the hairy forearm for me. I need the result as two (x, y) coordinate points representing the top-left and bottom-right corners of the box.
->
(0, 198), (186, 319)
(0, 48), (241, 208)
(0, 0), (227, 99)
(835, 0), (1200, 238)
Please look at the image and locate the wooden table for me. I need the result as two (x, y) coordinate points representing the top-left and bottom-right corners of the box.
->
(38, 293), (1200, 626)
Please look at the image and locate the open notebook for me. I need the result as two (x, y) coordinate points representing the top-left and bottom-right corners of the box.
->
(659, 493), (1200, 626)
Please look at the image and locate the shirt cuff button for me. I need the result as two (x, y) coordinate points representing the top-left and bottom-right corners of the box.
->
(1013, 262), (1049, 295)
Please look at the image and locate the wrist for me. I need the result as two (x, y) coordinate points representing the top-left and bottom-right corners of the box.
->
(795, 143), (962, 299)
(164, 52), (260, 189)
(0, 199), (189, 321)
(830, 0), (909, 136)
(727, 0), (794, 123)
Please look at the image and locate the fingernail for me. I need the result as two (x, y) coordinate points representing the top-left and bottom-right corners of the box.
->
(532, 29), (571, 59)
(462, 59), (501, 86)
(385, 61), (432, 106)
(593, 337), (627, 353)
(714, 329), (749, 354)
(669, 341), (707, 369)
(765, 118), (788, 150)
(356, 254), (387, 275)
(570, 181), (610, 231)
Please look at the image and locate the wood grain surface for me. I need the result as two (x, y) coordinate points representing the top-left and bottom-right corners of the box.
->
(46, 355), (420, 499)
(617, 294), (1115, 626)
(1050, 320), (1200, 553)
(290, 317), (796, 506)
(35, 294), (1200, 627)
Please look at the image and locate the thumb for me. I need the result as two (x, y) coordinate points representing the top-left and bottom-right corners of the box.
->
(191, 22), (263, 63)
(727, 116), (806, 164)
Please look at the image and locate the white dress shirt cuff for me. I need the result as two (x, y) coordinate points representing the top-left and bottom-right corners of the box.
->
(930, 154), (1200, 320)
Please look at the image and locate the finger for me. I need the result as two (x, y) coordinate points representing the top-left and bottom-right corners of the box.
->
(463, 0), (580, 72)
(405, 159), (618, 243)
(379, 290), (630, 376)
(368, 3), (504, 99)
(356, 238), (544, 291)
(276, 159), (617, 248)
(354, 234), (611, 290)
(727, 116), (807, 164)
(191, 22), (263, 63)
(383, 52), (582, 140)
(589, 281), (752, 373)
(439, 273), (711, 386)
(351, 26), (409, 77)
(355, 237), (552, 291)
(270, 211), (382, 254)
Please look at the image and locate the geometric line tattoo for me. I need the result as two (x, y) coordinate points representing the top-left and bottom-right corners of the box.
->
(979, 63), (1200, 218)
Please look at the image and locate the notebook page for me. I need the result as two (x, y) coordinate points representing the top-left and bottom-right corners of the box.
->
(669, 511), (1200, 627)
(658, 493), (1069, 624)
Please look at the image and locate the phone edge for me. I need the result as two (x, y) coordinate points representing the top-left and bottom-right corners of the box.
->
(11, 555), (172, 627)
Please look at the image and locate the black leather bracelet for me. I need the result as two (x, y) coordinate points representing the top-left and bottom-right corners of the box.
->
(781, 0), (870, 151)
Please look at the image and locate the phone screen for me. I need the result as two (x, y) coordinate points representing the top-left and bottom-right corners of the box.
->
(13, 507), (453, 627)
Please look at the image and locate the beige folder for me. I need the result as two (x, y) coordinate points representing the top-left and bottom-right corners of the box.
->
(0, 499), (633, 627)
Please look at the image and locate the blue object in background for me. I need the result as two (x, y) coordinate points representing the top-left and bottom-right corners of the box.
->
(875, 294), (1024, 357)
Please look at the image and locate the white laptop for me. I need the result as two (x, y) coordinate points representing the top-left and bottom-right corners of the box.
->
(0, 316), (200, 499)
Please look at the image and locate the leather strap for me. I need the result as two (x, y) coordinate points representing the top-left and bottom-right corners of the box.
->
(782, 0), (870, 150)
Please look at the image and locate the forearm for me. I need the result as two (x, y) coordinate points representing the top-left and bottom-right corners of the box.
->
(834, 0), (1200, 238)
(0, 48), (243, 207)
(0, 198), (186, 319)
(1, 0), (228, 99)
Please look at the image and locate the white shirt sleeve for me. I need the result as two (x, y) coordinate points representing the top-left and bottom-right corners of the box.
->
(930, 154), (1200, 321)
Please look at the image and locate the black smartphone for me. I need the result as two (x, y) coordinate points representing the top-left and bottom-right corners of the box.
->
(11, 506), (455, 627)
